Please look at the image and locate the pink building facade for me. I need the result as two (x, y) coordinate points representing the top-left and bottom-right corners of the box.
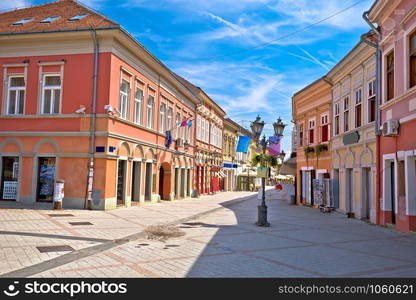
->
(369, 0), (416, 232)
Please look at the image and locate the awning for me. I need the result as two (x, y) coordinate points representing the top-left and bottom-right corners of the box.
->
(279, 156), (297, 176)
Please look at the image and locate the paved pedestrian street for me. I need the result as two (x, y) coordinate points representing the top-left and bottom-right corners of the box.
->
(1, 187), (415, 278)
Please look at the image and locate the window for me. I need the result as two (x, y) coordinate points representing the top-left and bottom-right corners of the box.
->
(334, 103), (340, 135)
(386, 51), (394, 101)
(119, 79), (130, 119)
(354, 89), (362, 128)
(133, 87), (143, 124)
(159, 103), (166, 133)
(68, 14), (88, 21)
(196, 116), (201, 140)
(167, 107), (173, 131)
(201, 118), (205, 141)
(40, 16), (60, 23)
(343, 96), (350, 132)
(187, 124), (192, 144)
(410, 31), (416, 88)
(12, 18), (34, 25)
(368, 80), (376, 123)
(181, 117), (186, 139)
(298, 124), (304, 147)
(175, 112), (180, 138)
(6, 76), (25, 115)
(146, 94), (154, 129)
(321, 115), (329, 142)
(308, 120), (315, 145)
(42, 75), (61, 114)
(205, 120), (210, 143)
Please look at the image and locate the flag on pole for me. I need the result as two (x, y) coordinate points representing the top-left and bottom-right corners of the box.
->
(268, 135), (282, 156)
(178, 117), (190, 128)
(187, 119), (193, 128)
(236, 136), (250, 153)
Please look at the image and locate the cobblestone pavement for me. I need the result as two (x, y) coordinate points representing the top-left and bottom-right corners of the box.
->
(2, 187), (416, 278)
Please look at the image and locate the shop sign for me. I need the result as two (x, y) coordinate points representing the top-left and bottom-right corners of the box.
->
(343, 131), (360, 145)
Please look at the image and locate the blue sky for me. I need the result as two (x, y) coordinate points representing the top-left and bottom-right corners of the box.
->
(3, 0), (374, 154)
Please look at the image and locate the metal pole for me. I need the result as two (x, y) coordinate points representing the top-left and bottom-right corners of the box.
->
(85, 29), (99, 210)
(256, 138), (270, 227)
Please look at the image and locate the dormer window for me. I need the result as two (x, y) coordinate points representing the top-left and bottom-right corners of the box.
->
(68, 14), (88, 21)
(12, 18), (34, 25)
(40, 16), (60, 23)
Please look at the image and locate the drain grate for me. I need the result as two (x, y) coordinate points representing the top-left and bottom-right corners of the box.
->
(48, 214), (74, 217)
(36, 245), (74, 253)
(69, 222), (93, 226)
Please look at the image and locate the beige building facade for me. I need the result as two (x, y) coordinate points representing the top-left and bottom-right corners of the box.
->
(327, 42), (377, 222)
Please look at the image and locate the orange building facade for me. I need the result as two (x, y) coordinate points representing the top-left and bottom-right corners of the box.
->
(292, 77), (332, 206)
(0, 0), (200, 209)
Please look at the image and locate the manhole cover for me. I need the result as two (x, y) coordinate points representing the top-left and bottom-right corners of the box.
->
(165, 245), (180, 247)
(48, 214), (74, 217)
(37, 245), (74, 253)
(69, 222), (93, 226)
(138, 243), (149, 246)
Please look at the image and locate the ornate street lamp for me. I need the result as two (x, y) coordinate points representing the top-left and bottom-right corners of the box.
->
(251, 116), (285, 227)
(273, 117), (286, 137)
(251, 115), (265, 143)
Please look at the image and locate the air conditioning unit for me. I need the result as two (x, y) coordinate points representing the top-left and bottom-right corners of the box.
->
(175, 138), (184, 147)
(382, 119), (399, 137)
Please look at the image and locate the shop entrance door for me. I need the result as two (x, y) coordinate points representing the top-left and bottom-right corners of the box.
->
(37, 157), (56, 202)
(1, 157), (19, 201)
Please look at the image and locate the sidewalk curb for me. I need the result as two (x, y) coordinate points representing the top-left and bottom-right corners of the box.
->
(1, 191), (264, 278)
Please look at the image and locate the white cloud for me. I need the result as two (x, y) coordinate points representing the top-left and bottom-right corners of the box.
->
(0, 0), (30, 10)
(267, 0), (373, 30)
(78, 0), (106, 9)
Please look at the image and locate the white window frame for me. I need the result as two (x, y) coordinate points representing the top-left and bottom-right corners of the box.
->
(41, 74), (62, 114)
(298, 123), (304, 147)
(146, 94), (154, 129)
(159, 102), (166, 133)
(201, 118), (205, 142)
(175, 112), (181, 139)
(343, 96), (350, 133)
(167, 106), (173, 131)
(367, 79), (376, 124)
(134, 86), (143, 124)
(308, 119), (315, 145)
(205, 119), (210, 143)
(334, 103), (340, 135)
(354, 88), (362, 129)
(196, 116), (201, 140)
(320, 113), (329, 143)
(6, 75), (25, 115)
(181, 116), (186, 139)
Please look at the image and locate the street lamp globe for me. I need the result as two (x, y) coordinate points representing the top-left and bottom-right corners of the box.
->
(279, 150), (286, 161)
(251, 115), (265, 142)
(273, 117), (286, 137)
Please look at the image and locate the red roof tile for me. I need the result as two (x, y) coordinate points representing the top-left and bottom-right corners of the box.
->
(0, 0), (118, 35)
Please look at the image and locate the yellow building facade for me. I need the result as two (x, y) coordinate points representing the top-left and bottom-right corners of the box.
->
(327, 42), (377, 222)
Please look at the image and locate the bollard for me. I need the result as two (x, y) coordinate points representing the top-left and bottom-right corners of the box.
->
(53, 179), (64, 210)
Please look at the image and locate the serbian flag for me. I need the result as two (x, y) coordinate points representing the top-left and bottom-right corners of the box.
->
(187, 119), (193, 128)
(178, 117), (190, 128)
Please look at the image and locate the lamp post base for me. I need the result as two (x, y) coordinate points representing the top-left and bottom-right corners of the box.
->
(256, 204), (270, 227)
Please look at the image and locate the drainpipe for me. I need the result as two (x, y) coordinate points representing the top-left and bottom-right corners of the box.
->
(362, 11), (381, 224)
(85, 29), (99, 210)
